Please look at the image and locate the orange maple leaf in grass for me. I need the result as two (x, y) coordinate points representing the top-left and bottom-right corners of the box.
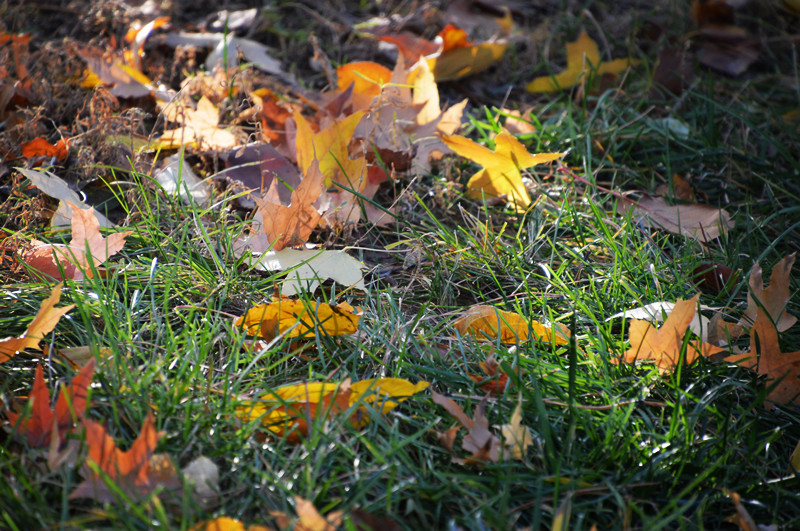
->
(738, 253), (797, 332)
(0, 284), (75, 363)
(70, 412), (180, 503)
(6, 360), (95, 447)
(441, 132), (564, 212)
(245, 160), (325, 252)
(21, 203), (130, 281)
(613, 294), (725, 374)
(724, 306), (800, 407)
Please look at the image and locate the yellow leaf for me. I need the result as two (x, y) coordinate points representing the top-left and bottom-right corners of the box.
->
(453, 305), (569, 345)
(350, 378), (431, 413)
(189, 516), (271, 531)
(157, 96), (239, 150)
(429, 41), (508, 82)
(0, 284), (75, 362)
(500, 400), (534, 460)
(234, 299), (361, 341)
(441, 132), (564, 212)
(294, 111), (367, 189)
(527, 31), (637, 93)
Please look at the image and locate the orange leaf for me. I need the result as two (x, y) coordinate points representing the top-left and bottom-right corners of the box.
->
(0, 284), (75, 362)
(234, 298), (361, 340)
(614, 294), (724, 374)
(336, 61), (392, 110)
(6, 359), (95, 447)
(438, 24), (471, 52)
(21, 137), (69, 162)
(70, 412), (180, 502)
(21, 203), (131, 281)
(189, 517), (272, 531)
(453, 305), (569, 345)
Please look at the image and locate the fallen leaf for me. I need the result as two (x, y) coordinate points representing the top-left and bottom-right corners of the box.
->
(613, 294), (725, 374)
(432, 391), (504, 464)
(154, 154), (212, 205)
(234, 298), (361, 341)
(158, 96), (240, 151)
(500, 399), (534, 460)
(76, 46), (154, 98)
(375, 32), (441, 64)
(189, 517), (272, 531)
(0, 284), (75, 362)
(469, 352), (515, 395)
(738, 254), (797, 332)
(17, 168), (115, 228)
(655, 174), (695, 202)
(238, 378), (428, 442)
(21, 137), (69, 162)
(527, 31), (637, 93)
(217, 142), (302, 209)
(182, 455), (219, 506)
(21, 203), (131, 281)
(441, 132), (564, 212)
(454, 305), (569, 345)
(606, 300), (714, 342)
(6, 359), (95, 447)
(429, 39), (507, 82)
(336, 61), (393, 111)
(252, 248), (366, 296)
(294, 110), (366, 189)
(158, 32), (285, 76)
(622, 194), (733, 242)
(70, 412), (180, 502)
(295, 496), (343, 531)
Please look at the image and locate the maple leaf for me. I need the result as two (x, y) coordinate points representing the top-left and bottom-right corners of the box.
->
(527, 31), (637, 93)
(500, 399), (535, 461)
(432, 391), (504, 464)
(237, 379), (429, 443)
(234, 298), (361, 341)
(723, 306), (800, 407)
(244, 160), (325, 252)
(441, 132), (564, 212)
(454, 305), (569, 345)
(6, 359), (95, 447)
(294, 110), (366, 188)
(70, 412), (180, 502)
(613, 294), (725, 374)
(0, 284), (75, 363)
(737, 253), (797, 332)
(21, 203), (131, 281)
(158, 96), (239, 150)
(469, 352), (518, 395)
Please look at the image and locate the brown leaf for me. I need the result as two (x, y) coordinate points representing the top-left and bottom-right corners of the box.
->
(622, 194), (733, 242)
(432, 391), (503, 463)
(738, 253), (797, 332)
(6, 359), (95, 447)
(70, 412), (180, 502)
(0, 284), (75, 362)
(21, 203), (131, 281)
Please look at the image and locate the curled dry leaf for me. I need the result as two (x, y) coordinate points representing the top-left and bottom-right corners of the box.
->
(612, 294), (725, 374)
(237, 378), (429, 443)
(0, 283), (75, 362)
(6, 359), (95, 447)
(527, 31), (637, 93)
(234, 298), (361, 341)
(442, 132), (564, 212)
(738, 253), (797, 332)
(432, 391), (504, 464)
(21, 203), (130, 281)
(454, 304), (569, 345)
(70, 412), (180, 503)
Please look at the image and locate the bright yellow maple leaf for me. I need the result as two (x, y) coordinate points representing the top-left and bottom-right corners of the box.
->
(234, 299), (361, 341)
(0, 284), (75, 362)
(441, 132), (564, 212)
(453, 305), (569, 345)
(527, 31), (637, 93)
(293, 110), (367, 189)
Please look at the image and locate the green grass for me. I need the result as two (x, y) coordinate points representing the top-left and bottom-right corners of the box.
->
(3, 1), (800, 530)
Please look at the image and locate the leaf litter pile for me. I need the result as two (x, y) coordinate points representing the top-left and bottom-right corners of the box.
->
(1, 0), (800, 529)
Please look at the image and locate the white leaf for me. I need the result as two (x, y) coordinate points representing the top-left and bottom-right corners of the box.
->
(254, 248), (366, 295)
(154, 154), (211, 205)
(17, 168), (114, 228)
